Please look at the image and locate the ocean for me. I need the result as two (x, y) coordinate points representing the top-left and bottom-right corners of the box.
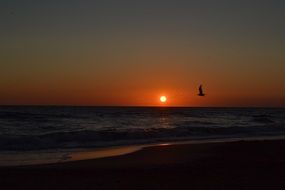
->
(0, 106), (285, 165)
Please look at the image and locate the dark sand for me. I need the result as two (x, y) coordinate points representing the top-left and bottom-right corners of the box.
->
(1, 140), (285, 190)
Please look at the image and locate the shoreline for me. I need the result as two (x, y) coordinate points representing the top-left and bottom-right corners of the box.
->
(1, 139), (285, 189)
(2, 135), (285, 167)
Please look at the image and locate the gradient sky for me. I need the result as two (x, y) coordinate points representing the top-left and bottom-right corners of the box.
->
(1, 0), (285, 106)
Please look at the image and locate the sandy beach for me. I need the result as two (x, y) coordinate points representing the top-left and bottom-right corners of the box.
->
(1, 139), (285, 190)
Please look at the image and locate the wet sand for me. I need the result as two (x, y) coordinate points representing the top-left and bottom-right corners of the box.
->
(1, 140), (285, 190)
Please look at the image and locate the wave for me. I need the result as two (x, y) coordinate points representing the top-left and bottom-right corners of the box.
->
(1, 107), (284, 151)
(1, 123), (285, 151)
(252, 115), (274, 124)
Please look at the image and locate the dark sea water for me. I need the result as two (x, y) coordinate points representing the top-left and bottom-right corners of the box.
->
(0, 106), (285, 152)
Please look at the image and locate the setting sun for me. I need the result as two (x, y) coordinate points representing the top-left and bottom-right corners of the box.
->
(160, 96), (167, 103)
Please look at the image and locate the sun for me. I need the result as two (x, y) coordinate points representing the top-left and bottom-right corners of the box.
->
(160, 96), (167, 103)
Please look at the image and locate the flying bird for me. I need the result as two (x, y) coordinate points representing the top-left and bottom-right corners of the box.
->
(198, 85), (205, 96)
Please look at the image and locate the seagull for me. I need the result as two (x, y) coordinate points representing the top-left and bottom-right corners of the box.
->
(198, 85), (205, 96)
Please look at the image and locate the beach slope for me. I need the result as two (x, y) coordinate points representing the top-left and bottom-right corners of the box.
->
(1, 140), (285, 190)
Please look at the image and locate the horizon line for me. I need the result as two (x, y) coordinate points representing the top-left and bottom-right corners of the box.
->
(0, 105), (284, 108)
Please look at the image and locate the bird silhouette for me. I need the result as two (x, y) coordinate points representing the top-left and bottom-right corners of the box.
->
(198, 85), (205, 96)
